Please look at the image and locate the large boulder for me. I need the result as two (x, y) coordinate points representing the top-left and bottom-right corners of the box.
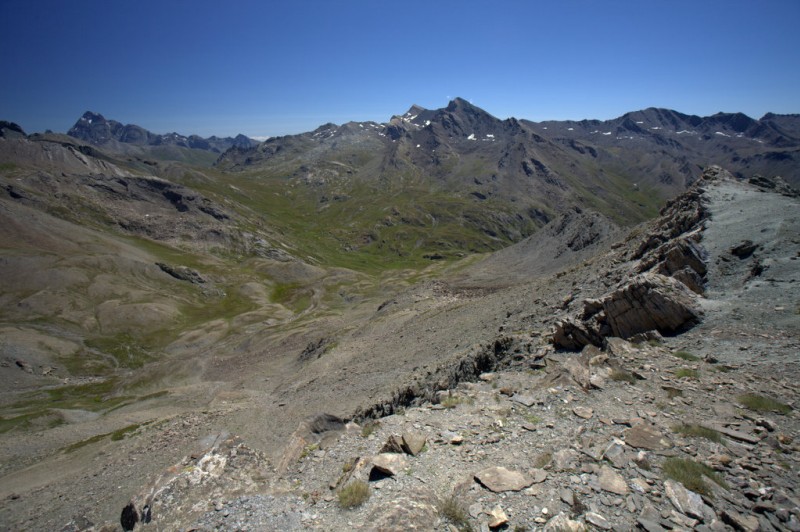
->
(553, 273), (702, 350)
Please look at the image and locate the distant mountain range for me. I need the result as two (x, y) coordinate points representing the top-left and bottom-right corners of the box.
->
(65, 111), (258, 161)
(214, 99), (799, 251)
(3, 100), (798, 260)
(220, 98), (800, 190)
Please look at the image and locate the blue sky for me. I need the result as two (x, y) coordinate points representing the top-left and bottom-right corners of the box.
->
(1, 0), (798, 138)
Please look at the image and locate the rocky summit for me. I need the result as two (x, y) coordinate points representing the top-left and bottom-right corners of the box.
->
(0, 100), (799, 532)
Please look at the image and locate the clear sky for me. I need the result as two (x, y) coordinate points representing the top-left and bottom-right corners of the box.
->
(1, 0), (798, 138)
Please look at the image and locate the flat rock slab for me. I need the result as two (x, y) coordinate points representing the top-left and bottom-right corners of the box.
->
(511, 394), (537, 407)
(573, 406), (594, 419)
(664, 480), (711, 521)
(712, 425), (761, 445)
(474, 466), (532, 492)
(366, 490), (439, 532)
(585, 511), (612, 530)
(598, 465), (629, 495)
(624, 424), (671, 450)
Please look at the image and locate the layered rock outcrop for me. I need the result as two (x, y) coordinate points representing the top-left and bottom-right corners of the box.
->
(551, 167), (731, 349)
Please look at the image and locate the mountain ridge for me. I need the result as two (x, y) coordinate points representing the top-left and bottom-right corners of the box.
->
(67, 110), (258, 155)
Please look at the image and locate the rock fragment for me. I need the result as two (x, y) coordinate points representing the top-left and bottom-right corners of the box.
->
(474, 466), (532, 492)
(371, 453), (408, 477)
(598, 465), (629, 495)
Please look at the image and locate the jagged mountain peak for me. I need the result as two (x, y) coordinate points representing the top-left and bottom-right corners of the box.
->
(445, 97), (492, 116)
(406, 104), (427, 116)
(77, 110), (107, 122)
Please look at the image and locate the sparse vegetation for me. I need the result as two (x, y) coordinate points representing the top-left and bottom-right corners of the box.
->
(338, 480), (370, 509)
(610, 369), (637, 383)
(663, 386), (683, 399)
(673, 350), (700, 361)
(662, 457), (728, 496)
(736, 393), (792, 415)
(360, 420), (380, 438)
(438, 495), (472, 531)
(674, 368), (699, 379)
(299, 443), (319, 460)
(111, 423), (141, 441)
(64, 433), (110, 454)
(672, 424), (722, 443)
(533, 451), (553, 469)
(440, 394), (473, 409)
(523, 413), (542, 425)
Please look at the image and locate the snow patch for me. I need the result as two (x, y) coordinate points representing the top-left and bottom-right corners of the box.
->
(676, 130), (696, 135)
(567, 127), (574, 131)
(636, 121), (644, 124)
(424, 120), (431, 127)
(486, 134), (494, 138)
(715, 131), (731, 137)
(467, 133), (476, 140)
(602, 131), (612, 136)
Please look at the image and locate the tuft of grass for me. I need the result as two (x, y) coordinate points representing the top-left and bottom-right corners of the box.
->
(674, 368), (699, 379)
(736, 393), (792, 415)
(299, 443), (319, 460)
(360, 420), (380, 438)
(610, 369), (637, 384)
(523, 413), (542, 425)
(438, 496), (473, 531)
(672, 424), (722, 443)
(440, 394), (473, 409)
(673, 350), (700, 362)
(338, 480), (370, 509)
(662, 457), (728, 496)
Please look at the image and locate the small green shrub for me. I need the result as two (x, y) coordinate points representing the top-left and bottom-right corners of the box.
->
(673, 350), (700, 361)
(736, 393), (792, 415)
(438, 496), (472, 531)
(662, 457), (728, 496)
(672, 424), (722, 443)
(338, 480), (370, 509)
(674, 368), (699, 379)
